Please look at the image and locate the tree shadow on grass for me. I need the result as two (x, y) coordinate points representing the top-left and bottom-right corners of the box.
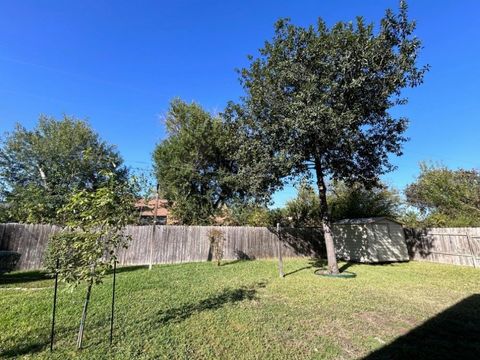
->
(309, 257), (327, 269)
(0, 265), (146, 286)
(0, 342), (47, 359)
(0, 324), (83, 358)
(284, 266), (313, 277)
(363, 294), (480, 360)
(153, 282), (266, 325)
(0, 270), (50, 285)
(307, 258), (356, 273)
(219, 259), (243, 267)
(338, 262), (355, 272)
(220, 250), (256, 266)
(109, 265), (146, 275)
(0, 332), (49, 359)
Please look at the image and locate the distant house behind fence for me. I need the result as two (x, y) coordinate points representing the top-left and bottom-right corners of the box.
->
(135, 199), (169, 225)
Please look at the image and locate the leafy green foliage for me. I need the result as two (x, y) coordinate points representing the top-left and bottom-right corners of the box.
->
(329, 182), (401, 221)
(223, 203), (275, 226)
(153, 99), (259, 225)
(0, 115), (127, 223)
(279, 181), (400, 226)
(225, 1), (428, 272)
(283, 183), (321, 227)
(131, 168), (156, 201)
(130, 168), (157, 224)
(400, 210), (424, 228)
(226, 1), (428, 192)
(0, 203), (9, 223)
(405, 163), (480, 227)
(44, 173), (136, 287)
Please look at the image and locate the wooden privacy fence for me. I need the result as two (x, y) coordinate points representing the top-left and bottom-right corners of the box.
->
(405, 227), (480, 268)
(0, 223), (325, 271)
(2, 223), (480, 271)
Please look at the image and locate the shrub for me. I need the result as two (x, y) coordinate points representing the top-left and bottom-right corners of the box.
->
(208, 229), (225, 266)
(0, 251), (21, 274)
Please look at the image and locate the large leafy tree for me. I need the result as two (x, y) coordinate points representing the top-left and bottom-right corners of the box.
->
(225, 2), (428, 273)
(154, 99), (259, 225)
(405, 163), (480, 227)
(0, 115), (127, 223)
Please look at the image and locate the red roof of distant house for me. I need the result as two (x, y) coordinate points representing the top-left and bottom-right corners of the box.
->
(135, 199), (169, 217)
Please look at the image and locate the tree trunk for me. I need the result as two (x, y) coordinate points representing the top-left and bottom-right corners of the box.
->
(314, 158), (339, 275)
(37, 165), (48, 190)
(77, 281), (93, 349)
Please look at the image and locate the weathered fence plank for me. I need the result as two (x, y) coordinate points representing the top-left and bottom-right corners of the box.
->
(0, 223), (326, 270)
(2, 223), (480, 271)
(0, 223), (61, 270)
(405, 227), (480, 267)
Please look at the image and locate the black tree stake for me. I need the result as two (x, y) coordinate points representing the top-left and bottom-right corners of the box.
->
(110, 259), (117, 345)
(50, 258), (59, 351)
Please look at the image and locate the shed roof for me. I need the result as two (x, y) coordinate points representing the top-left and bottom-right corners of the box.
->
(334, 217), (402, 225)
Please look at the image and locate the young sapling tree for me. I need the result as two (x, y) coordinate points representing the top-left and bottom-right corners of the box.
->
(44, 171), (136, 348)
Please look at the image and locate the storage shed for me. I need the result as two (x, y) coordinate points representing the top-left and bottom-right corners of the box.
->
(332, 217), (409, 263)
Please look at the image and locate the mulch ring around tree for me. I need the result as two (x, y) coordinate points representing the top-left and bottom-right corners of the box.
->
(314, 269), (357, 278)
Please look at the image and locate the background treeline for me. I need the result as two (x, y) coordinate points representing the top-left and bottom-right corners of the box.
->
(0, 116), (137, 226)
(1, 3), (433, 276)
(1, 115), (479, 228)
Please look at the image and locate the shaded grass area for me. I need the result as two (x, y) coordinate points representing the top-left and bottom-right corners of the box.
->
(1, 259), (479, 359)
(0, 270), (51, 286)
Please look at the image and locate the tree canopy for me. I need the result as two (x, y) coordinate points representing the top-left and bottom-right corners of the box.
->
(225, 1), (428, 273)
(44, 172), (135, 286)
(405, 163), (480, 227)
(153, 99), (260, 225)
(0, 115), (127, 223)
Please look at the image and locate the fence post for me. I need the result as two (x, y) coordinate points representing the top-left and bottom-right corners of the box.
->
(466, 232), (477, 268)
(148, 184), (160, 270)
(277, 223), (284, 278)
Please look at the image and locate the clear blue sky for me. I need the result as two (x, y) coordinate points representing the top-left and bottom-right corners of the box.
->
(1, 0), (479, 207)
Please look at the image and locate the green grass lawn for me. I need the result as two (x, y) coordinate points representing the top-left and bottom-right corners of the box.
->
(1, 259), (479, 359)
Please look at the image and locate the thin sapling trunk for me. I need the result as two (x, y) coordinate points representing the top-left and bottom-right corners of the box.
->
(77, 280), (93, 349)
